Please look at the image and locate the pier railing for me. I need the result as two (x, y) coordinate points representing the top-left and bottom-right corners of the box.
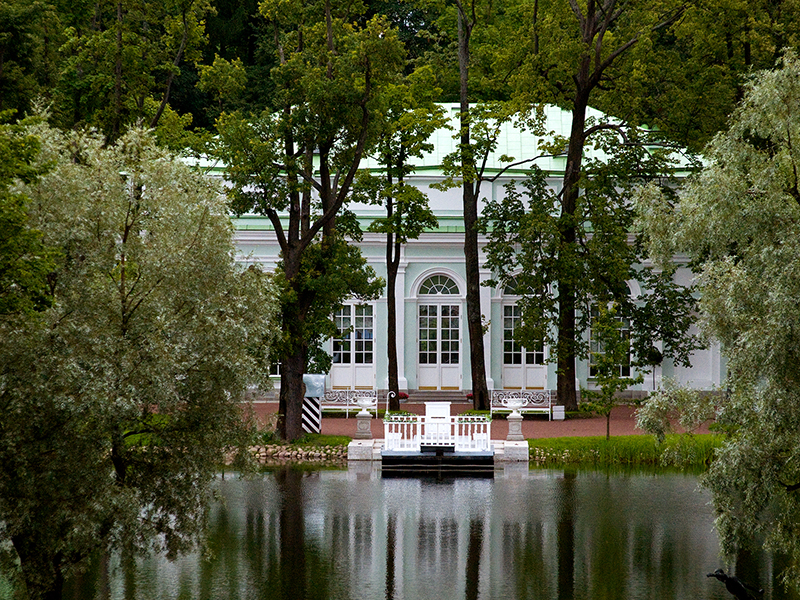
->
(383, 413), (491, 453)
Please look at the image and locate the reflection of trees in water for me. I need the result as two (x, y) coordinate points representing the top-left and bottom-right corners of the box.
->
(204, 468), (344, 600)
(62, 470), (800, 600)
(276, 467), (306, 600)
(201, 501), (243, 599)
(507, 519), (554, 598)
(464, 518), (484, 600)
(557, 470), (576, 600)
(243, 492), (274, 596)
(417, 516), (460, 581)
(273, 467), (343, 600)
(385, 513), (397, 600)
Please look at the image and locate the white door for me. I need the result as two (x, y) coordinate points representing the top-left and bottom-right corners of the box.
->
(418, 304), (461, 390)
(330, 305), (375, 389)
(502, 304), (547, 389)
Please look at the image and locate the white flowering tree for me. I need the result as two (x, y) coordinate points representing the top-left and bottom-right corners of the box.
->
(0, 124), (276, 600)
(636, 51), (800, 592)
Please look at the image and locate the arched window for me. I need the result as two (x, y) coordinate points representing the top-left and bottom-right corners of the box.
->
(417, 274), (462, 389)
(419, 275), (459, 295)
(503, 277), (521, 296)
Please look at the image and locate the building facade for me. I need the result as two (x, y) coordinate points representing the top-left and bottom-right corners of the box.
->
(232, 105), (725, 395)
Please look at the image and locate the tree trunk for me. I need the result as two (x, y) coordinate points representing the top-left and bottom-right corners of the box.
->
(278, 343), (307, 442)
(276, 257), (310, 441)
(556, 285), (578, 412)
(12, 533), (65, 600)
(464, 189), (489, 411)
(556, 70), (591, 412)
(457, 8), (490, 412)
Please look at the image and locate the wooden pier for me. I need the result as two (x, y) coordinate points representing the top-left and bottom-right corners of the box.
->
(380, 403), (495, 476)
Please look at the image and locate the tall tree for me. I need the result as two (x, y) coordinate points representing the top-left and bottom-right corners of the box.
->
(0, 124), (275, 600)
(485, 0), (686, 410)
(0, 116), (56, 317)
(54, 0), (212, 141)
(482, 126), (699, 408)
(433, 99), (543, 409)
(636, 51), (800, 593)
(357, 67), (444, 409)
(216, 3), (404, 440)
(454, 0), (489, 410)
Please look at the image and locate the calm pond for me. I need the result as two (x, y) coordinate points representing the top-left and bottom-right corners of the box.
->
(67, 464), (798, 600)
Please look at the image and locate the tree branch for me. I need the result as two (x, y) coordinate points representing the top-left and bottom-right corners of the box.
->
(150, 5), (190, 129)
(782, 480), (800, 492)
(266, 207), (288, 253)
(582, 122), (630, 143)
(484, 153), (555, 182)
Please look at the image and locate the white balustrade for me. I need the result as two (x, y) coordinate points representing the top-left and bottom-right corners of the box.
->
(454, 416), (492, 453)
(384, 415), (421, 452)
(382, 407), (491, 454)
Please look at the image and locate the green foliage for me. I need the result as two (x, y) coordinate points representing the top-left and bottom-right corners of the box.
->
(385, 410), (414, 417)
(636, 380), (719, 443)
(0, 116), (58, 317)
(361, 65), (446, 242)
(482, 127), (699, 379)
(197, 54), (248, 117)
(636, 51), (800, 593)
(0, 124), (277, 600)
(623, 0), (800, 151)
(0, 0), (62, 116)
(292, 434), (351, 447)
(272, 235), (384, 374)
(581, 304), (644, 439)
(53, 0), (213, 139)
(529, 434), (723, 468)
(459, 409), (491, 419)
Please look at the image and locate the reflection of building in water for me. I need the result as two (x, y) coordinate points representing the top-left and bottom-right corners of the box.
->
(297, 469), (733, 600)
(90, 470), (788, 600)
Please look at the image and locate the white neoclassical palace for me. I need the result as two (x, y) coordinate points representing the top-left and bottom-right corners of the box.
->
(232, 104), (725, 395)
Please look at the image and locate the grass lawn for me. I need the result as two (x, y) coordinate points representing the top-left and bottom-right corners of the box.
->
(529, 434), (724, 468)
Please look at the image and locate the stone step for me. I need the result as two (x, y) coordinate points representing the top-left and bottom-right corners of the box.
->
(405, 390), (470, 404)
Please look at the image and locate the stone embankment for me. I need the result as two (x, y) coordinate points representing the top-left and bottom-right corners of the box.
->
(250, 445), (348, 465)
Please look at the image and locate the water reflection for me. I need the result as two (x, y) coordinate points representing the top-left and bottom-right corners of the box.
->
(65, 466), (799, 600)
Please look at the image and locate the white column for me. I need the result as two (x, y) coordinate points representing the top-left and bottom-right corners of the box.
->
(479, 265), (495, 390)
(396, 262), (408, 390)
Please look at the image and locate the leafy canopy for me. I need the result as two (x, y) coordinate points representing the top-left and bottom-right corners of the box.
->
(636, 50), (800, 593)
(0, 123), (276, 600)
(0, 115), (57, 317)
(482, 126), (700, 370)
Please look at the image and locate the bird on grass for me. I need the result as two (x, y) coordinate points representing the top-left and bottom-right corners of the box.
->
(707, 569), (763, 600)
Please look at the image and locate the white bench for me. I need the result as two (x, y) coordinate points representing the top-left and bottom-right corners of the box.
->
(321, 390), (378, 417)
(490, 390), (556, 420)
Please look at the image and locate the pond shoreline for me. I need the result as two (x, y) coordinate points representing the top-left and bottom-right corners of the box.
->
(247, 433), (722, 470)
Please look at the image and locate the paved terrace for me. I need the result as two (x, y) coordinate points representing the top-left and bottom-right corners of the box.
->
(249, 402), (713, 439)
